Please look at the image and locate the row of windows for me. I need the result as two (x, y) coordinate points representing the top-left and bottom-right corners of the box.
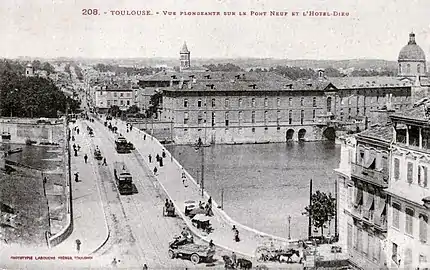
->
(183, 97), (320, 108)
(392, 202), (428, 243)
(393, 158), (428, 188)
(99, 92), (132, 97)
(104, 100), (131, 106)
(183, 110), (314, 126)
(347, 223), (381, 263)
(391, 242), (427, 268)
(399, 63), (424, 73)
(182, 126), (295, 132)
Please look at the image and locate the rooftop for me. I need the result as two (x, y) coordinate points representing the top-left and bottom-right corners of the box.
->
(398, 32), (426, 61)
(327, 76), (412, 89)
(357, 125), (393, 143)
(391, 96), (430, 122)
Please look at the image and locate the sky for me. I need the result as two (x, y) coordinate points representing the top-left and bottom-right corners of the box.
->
(1, 0), (430, 60)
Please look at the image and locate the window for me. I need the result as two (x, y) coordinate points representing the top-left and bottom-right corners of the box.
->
(120, 100), (123, 105)
(327, 97), (332, 113)
(405, 208), (414, 235)
(312, 110), (316, 120)
(404, 248), (413, 267)
(418, 64), (421, 73)
(252, 98), (256, 107)
(357, 228), (363, 252)
(127, 100), (130, 105)
(211, 98), (215, 107)
(407, 162), (414, 183)
(368, 234), (374, 260)
(289, 110), (292, 124)
(184, 99), (188, 107)
(238, 111), (243, 125)
(225, 112), (229, 126)
(394, 158), (400, 181)
(399, 63), (402, 73)
(225, 98), (229, 107)
(120, 93), (124, 97)
(277, 110), (281, 122)
(312, 97), (317, 107)
(184, 112), (189, 124)
(407, 64), (411, 73)
(114, 92), (117, 97)
(211, 112), (215, 127)
(264, 111), (268, 124)
(198, 113), (203, 125)
(264, 98), (268, 107)
(300, 110), (304, 125)
(198, 99), (202, 108)
(347, 223), (353, 248)
(419, 214), (428, 243)
(277, 98), (280, 107)
(251, 111), (255, 124)
(419, 254), (428, 267)
(392, 203), (400, 229)
(418, 165), (428, 187)
(288, 98), (292, 106)
(392, 242), (398, 263)
(252, 127), (255, 133)
(238, 98), (242, 107)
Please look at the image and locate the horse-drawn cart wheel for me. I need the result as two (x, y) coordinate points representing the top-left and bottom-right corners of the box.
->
(190, 253), (200, 264)
(168, 249), (175, 259)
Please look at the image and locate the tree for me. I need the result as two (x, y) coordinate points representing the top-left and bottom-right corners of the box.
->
(302, 190), (336, 237)
(127, 105), (140, 114)
(108, 105), (121, 117)
(145, 91), (162, 118)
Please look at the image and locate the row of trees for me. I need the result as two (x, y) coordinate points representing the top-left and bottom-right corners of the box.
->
(94, 64), (162, 76)
(0, 61), (80, 118)
(202, 63), (244, 72)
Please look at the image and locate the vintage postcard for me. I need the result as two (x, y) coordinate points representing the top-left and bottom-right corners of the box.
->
(0, 0), (429, 269)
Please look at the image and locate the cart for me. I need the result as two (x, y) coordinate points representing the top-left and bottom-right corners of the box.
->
(94, 149), (103, 160)
(168, 241), (215, 264)
(191, 214), (213, 234)
(163, 204), (176, 217)
(255, 240), (304, 263)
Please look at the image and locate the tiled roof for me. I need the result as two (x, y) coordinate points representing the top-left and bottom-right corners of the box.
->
(327, 76), (412, 89)
(357, 125), (393, 142)
(391, 96), (430, 122)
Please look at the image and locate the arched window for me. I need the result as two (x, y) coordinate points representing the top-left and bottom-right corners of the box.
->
(327, 97), (332, 113)
(399, 64), (402, 73)
(418, 64), (421, 73)
(407, 64), (411, 73)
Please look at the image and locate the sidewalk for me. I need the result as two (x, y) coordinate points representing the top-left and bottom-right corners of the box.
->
(52, 119), (109, 256)
(117, 121), (293, 259)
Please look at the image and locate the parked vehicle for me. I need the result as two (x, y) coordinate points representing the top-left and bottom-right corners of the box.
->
(113, 162), (134, 195)
(168, 236), (215, 264)
(115, 136), (132, 154)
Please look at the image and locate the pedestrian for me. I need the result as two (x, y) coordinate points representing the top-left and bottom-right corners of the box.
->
(72, 135), (75, 141)
(231, 252), (237, 267)
(153, 166), (158, 175)
(75, 239), (81, 253)
(144, 134), (146, 140)
(84, 154), (88, 164)
(209, 239), (214, 249)
(77, 128), (80, 135)
(181, 169), (188, 187)
(73, 143), (76, 150)
(102, 157), (107, 166)
(148, 154), (152, 163)
(111, 257), (117, 267)
(74, 172), (79, 182)
(143, 264), (148, 270)
(77, 145), (81, 151)
(156, 154), (160, 162)
(162, 150), (166, 158)
(159, 158), (163, 167)
(208, 196), (212, 206)
(74, 149), (78, 157)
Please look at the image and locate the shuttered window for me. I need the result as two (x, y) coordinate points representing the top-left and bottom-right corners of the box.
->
(393, 203), (400, 229)
(419, 214), (428, 243)
(394, 158), (400, 180)
(405, 208), (414, 235)
(407, 162), (413, 183)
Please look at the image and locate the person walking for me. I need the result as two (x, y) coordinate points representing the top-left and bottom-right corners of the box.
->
(148, 154), (152, 163)
(75, 239), (81, 253)
(159, 157), (163, 167)
(153, 166), (158, 175)
(76, 128), (80, 135)
(74, 172), (79, 182)
(102, 157), (107, 166)
(144, 134), (146, 140)
(181, 169), (188, 187)
(162, 150), (166, 158)
(111, 258), (118, 267)
(142, 264), (148, 270)
(84, 154), (88, 164)
(74, 148), (78, 157)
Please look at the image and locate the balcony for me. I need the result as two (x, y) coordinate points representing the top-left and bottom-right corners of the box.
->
(351, 163), (388, 188)
(347, 206), (388, 232)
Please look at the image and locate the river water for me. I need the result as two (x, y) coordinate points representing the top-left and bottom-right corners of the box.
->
(166, 141), (340, 240)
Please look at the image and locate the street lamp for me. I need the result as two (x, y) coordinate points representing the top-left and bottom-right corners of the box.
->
(195, 137), (205, 197)
(288, 215), (291, 240)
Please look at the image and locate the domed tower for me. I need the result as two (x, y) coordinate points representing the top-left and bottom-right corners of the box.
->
(25, 63), (34, 77)
(398, 32), (427, 78)
(180, 42), (190, 71)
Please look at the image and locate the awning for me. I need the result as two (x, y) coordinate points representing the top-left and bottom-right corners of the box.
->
(364, 155), (376, 169)
(365, 195), (374, 211)
(355, 189), (363, 206)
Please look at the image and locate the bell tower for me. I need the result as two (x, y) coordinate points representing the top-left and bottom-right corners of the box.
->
(180, 42), (190, 71)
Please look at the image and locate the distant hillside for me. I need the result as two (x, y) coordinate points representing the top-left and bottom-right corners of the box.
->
(12, 57), (430, 72)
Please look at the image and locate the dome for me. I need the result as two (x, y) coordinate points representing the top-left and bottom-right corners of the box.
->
(26, 63), (33, 68)
(398, 33), (426, 61)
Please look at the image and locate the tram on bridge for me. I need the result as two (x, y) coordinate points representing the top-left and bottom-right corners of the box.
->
(113, 161), (134, 195)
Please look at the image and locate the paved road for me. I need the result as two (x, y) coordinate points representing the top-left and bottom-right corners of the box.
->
(87, 119), (226, 269)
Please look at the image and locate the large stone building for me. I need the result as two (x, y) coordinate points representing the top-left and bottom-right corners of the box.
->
(136, 33), (430, 144)
(336, 100), (430, 269)
(93, 81), (141, 112)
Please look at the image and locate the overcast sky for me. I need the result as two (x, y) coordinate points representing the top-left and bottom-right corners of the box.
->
(1, 0), (430, 60)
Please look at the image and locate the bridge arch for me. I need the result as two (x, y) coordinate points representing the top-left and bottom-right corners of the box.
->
(286, 129), (294, 141)
(298, 129), (306, 141)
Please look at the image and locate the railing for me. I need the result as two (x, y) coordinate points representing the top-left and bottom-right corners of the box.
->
(349, 205), (387, 231)
(351, 163), (388, 188)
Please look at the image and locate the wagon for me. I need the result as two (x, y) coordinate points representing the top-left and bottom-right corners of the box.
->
(168, 242), (215, 264)
(163, 204), (176, 217)
(94, 149), (103, 160)
(191, 214), (213, 234)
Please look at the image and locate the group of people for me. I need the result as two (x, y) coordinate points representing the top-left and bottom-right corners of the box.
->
(149, 149), (167, 175)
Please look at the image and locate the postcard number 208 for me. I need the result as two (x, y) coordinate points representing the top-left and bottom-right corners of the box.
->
(82, 9), (99, 15)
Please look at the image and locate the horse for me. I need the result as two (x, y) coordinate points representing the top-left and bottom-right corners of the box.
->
(278, 248), (301, 263)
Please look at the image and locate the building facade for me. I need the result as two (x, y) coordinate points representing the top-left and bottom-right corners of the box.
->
(398, 32), (427, 79)
(336, 101), (430, 269)
(94, 82), (140, 112)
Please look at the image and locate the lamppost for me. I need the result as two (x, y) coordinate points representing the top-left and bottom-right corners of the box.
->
(288, 215), (291, 240)
(195, 137), (204, 197)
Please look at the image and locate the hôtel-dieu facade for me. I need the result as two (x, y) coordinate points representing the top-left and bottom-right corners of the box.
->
(137, 33), (430, 145)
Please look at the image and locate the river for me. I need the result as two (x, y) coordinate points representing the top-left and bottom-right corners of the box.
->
(166, 141), (341, 240)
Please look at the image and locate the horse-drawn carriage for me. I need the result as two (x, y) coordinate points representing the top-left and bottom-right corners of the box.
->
(255, 240), (304, 264)
(94, 149), (103, 160)
(163, 202), (176, 217)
